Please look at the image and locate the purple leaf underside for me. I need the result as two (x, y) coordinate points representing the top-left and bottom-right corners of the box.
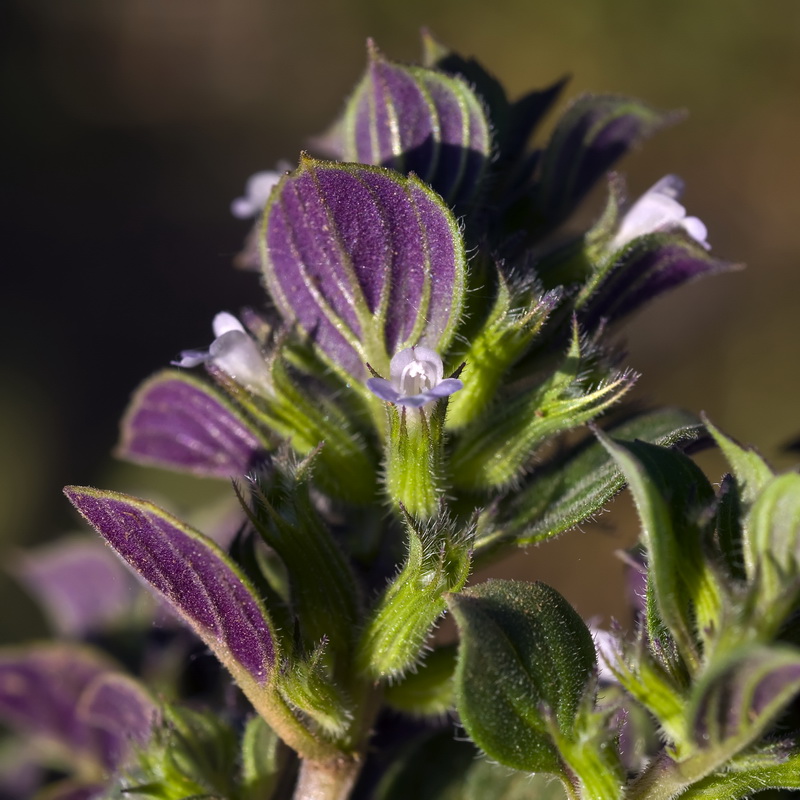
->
(345, 47), (491, 205)
(16, 537), (137, 636)
(582, 236), (736, 326)
(261, 158), (465, 379)
(117, 371), (267, 478)
(64, 487), (277, 685)
(0, 645), (156, 770)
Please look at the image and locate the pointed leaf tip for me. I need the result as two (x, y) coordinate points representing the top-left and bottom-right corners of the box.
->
(535, 94), (678, 231)
(63, 487), (278, 687)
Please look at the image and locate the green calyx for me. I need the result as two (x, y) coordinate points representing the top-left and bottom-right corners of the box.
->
(383, 399), (447, 519)
(356, 510), (472, 680)
(451, 321), (637, 490)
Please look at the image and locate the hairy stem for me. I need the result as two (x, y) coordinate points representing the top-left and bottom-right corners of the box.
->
(293, 757), (361, 800)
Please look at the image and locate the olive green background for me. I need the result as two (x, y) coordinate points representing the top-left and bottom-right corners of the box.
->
(3, 0), (799, 634)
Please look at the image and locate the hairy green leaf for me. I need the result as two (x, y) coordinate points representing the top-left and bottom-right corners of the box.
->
(450, 580), (595, 775)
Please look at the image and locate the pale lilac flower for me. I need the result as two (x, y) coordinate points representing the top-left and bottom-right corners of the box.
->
(231, 169), (284, 219)
(367, 346), (463, 408)
(173, 312), (272, 395)
(592, 625), (622, 684)
(612, 175), (710, 251)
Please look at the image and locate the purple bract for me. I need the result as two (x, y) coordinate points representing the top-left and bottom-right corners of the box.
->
(15, 537), (138, 636)
(260, 157), (466, 380)
(64, 487), (278, 686)
(535, 94), (676, 231)
(0, 645), (156, 772)
(335, 41), (491, 206)
(117, 370), (267, 478)
(581, 235), (735, 327)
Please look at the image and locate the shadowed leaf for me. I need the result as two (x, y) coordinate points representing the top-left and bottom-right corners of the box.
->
(337, 41), (491, 206)
(450, 580), (595, 774)
(482, 407), (703, 553)
(533, 94), (677, 232)
(598, 435), (719, 670)
(579, 233), (737, 327)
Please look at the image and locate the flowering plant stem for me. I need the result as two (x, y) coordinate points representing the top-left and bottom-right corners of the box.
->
(5, 30), (799, 800)
(293, 757), (362, 800)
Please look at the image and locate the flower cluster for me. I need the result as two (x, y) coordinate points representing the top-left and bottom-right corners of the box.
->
(6, 31), (796, 800)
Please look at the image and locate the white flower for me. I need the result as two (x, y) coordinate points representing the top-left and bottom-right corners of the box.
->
(230, 166), (287, 219)
(367, 346), (463, 408)
(173, 312), (271, 395)
(612, 175), (710, 251)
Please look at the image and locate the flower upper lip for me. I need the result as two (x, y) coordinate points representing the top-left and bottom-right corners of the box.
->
(612, 175), (710, 251)
(366, 346), (463, 408)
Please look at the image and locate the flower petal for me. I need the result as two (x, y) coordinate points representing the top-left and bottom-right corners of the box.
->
(231, 170), (282, 219)
(212, 311), (247, 337)
(366, 377), (401, 404)
(425, 377), (464, 398)
(172, 349), (208, 368)
(395, 394), (432, 408)
(208, 330), (270, 393)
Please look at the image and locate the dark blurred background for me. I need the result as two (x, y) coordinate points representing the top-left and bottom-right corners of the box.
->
(3, 0), (800, 627)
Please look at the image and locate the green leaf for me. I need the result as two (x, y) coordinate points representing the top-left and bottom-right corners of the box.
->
(677, 748), (800, 798)
(478, 407), (703, 555)
(449, 579), (596, 776)
(714, 474), (747, 582)
(240, 715), (284, 800)
(705, 417), (773, 509)
(132, 705), (239, 800)
(212, 351), (379, 504)
(689, 646), (800, 758)
(628, 648), (800, 798)
(278, 641), (354, 737)
(445, 276), (561, 431)
(603, 641), (689, 750)
(597, 435), (720, 672)
(356, 511), (471, 680)
(383, 643), (457, 716)
(239, 450), (362, 665)
(745, 473), (800, 604)
(375, 728), (567, 800)
(452, 322), (636, 490)
(382, 389), (450, 519)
